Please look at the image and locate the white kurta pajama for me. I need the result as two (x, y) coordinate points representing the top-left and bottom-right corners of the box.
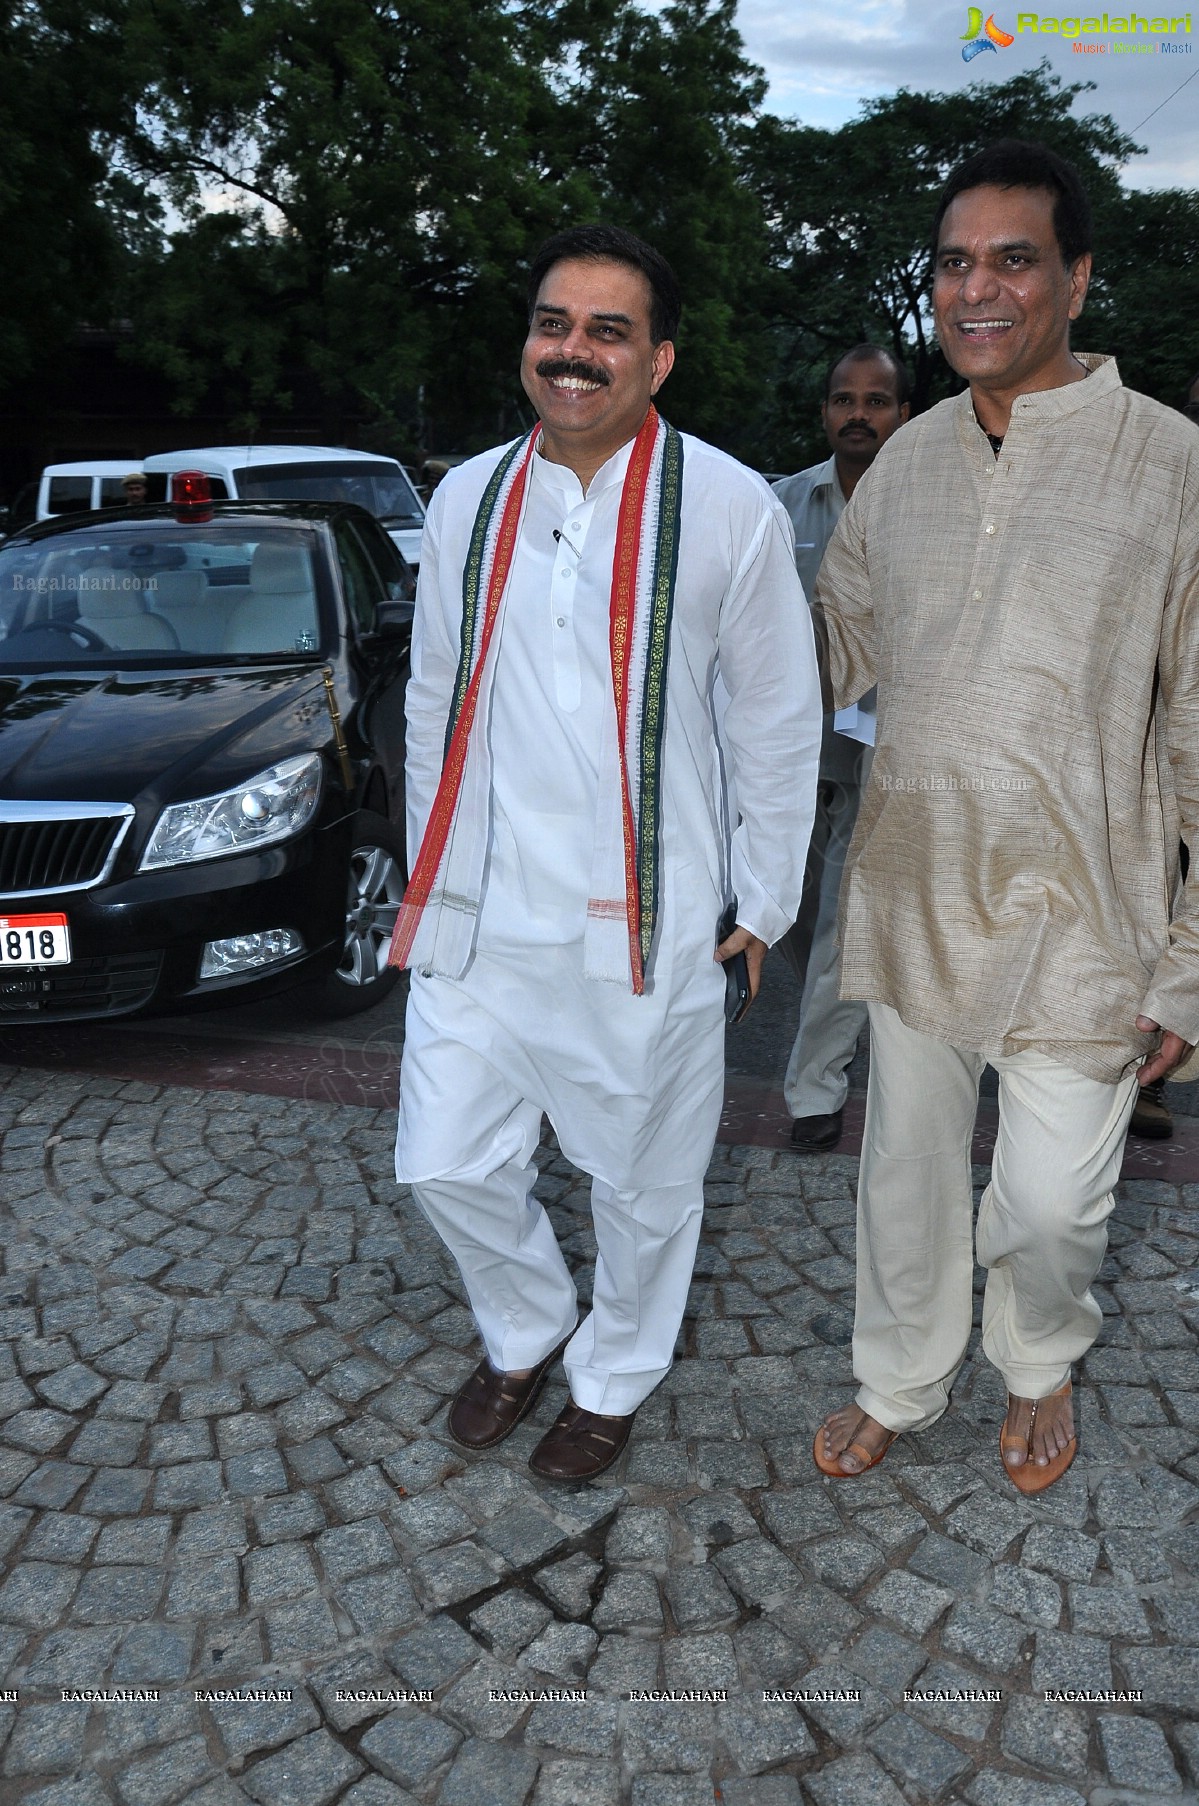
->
(395, 427), (820, 1414)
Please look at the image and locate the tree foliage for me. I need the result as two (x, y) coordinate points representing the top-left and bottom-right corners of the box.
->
(2, 3), (1197, 468)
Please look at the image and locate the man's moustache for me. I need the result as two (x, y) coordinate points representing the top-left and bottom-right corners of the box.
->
(839, 422), (877, 438)
(536, 359), (611, 385)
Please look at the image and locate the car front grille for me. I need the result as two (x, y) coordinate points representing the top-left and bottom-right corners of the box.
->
(0, 804), (134, 896)
(0, 952), (162, 1019)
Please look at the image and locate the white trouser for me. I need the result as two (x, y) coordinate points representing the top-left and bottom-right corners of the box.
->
(854, 1002), (1138, 1432)
(781, 727), (871, 1118)
(409, 1093), (704, 1416)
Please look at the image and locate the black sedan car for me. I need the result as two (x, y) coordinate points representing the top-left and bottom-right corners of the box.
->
(0, 484), (414, 1021)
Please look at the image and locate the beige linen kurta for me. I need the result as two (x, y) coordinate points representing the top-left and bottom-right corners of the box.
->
(818, 354), (1199, 1083)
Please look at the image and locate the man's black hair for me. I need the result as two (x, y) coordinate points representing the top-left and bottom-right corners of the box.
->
(527, 225), (682, 345)
(932, 139), (1093, 266)
(825, 343), (911, 408)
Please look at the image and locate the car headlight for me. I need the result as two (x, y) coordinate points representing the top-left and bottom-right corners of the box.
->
(139, 753), (323, 870)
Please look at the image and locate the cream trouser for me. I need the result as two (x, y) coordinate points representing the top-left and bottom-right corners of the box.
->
(855, 1001), (1139, 1432)
(411, 1093), (704, 1416)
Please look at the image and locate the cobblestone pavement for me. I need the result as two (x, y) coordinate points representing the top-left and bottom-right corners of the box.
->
(2, 1062), (1199, 1805)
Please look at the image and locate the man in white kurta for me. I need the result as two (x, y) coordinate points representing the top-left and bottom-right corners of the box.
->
(393, 226), (820, 1479)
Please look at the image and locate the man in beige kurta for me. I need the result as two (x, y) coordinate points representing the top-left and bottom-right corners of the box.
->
(814, 139), (1199, 1491)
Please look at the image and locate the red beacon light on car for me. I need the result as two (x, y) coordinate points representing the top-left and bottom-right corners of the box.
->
(171, 470), (214, 522)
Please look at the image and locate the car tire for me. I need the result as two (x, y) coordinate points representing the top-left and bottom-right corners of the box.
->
(309, 809), (406, 1017)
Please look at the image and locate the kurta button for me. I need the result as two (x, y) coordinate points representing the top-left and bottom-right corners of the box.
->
(556, 616), (566, 628)
(571, 521), (582, 532)
(972, 589), (983, 601)
(560, 568), (572, 578)
(984, 523), (996, 534)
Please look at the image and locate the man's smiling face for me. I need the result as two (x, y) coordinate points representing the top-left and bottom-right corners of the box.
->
(933, 184), (1090, 408)
(520, 257), (674, 478)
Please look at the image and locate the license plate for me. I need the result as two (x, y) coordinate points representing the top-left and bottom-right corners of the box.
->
(0, 913), (71, 967)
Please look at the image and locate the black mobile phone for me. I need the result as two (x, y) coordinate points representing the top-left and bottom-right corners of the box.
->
(717, 901), (752, 1025)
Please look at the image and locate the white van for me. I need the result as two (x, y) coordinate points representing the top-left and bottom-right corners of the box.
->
(142, 444), (427, 567)
(35, 461), (148, 521)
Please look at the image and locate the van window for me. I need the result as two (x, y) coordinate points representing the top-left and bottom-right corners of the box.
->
(47, 478), (92, 515)
(233, 460), (424, 528)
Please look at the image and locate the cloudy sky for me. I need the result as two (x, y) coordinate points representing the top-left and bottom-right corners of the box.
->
(732, 0), (1198, 189)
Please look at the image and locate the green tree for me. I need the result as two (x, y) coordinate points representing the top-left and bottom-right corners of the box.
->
(0, 0), (135, 387)
(745, 63), (1149, 469)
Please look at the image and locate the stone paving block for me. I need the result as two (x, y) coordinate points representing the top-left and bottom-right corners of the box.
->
(965, 1771), (1085, 1806)
(1117, 1645), (1199, 1712)
(284, 1438), (348, 1485)
(521, 1620), (599, 1683)
(525, 1697), (619, 1758)
(193, 1617), (265, 1680)
(339, 1568), (423, 1636)
(1030, 1627), (1113, 1693)
(907, 1530), (991, 1594)
(95, 1517), (171, 1565)
(844, 1624), (927, 1692)
(328, 1464), (399, 1521)
(791, 1662), (891, 1743)
(24, 1511), (100, 1563)
(1067, 1581), (1151, 1640)
(663, 1565), (739, 1632)
(532, 1758), (621, 1805)
(945, 1490), (1033, 1560)
(104, 1695), (201, 1760)
(314, 1515), (395, 1581)
(380, 1438), (459, 1496)
(153, 1461), (223, 1510)
(207, 1687), (321, 1760)
(2, 1408), (75, 1453)
(72, 1564), (165, 1624)
(712, 1538), (802, 1611)
(67, 1420), (143, 1467)
(805, 1533), (887, 1594)
(244, 1543), (318, 1607)
(629, 1780), (717, 1806)
(536, 1552), (600, 1621)
(592, 1569), (663, 1633)
(1101, 1528), (1171, 1582)
(408, 1538), (505, 1611)
(0, 1561), (79, 1626)
(14, 1459), (91, 1510)
(718, 1782), (802, 1806)
(438, 1733), (534, 1806)
(252, 1492), (326, 1544)
(1000, 1695), (1089, 1780)
(147, 1423), (214, 1466)
(1097, 1711), (1182, 1790)
(114, 1734), (212, 1806)
(23, 1625), (122, 1687)
(224, 1448), (290, 1499)
(987, 1564), (1062, 1628)
(588, 1634), (659, 1695)
(1020, 1524), (1098, 1584)
(341, 1780), (420, 1806)
(265, 1594), (340, 1660)
(804, 1751), (907, 1806)
(480, 1502), (571, 1570)
(215, 1413), (276, 1457)
(869, 1709), (972, 1798)
(718, 1697), (815, 1770)
(2, 1700), (89, 1775)
(902, 1657), (999, 1742)
(468, 1588), (552, 1657)
(386, 1614), (481, 1691)
(176, 1505), (248, 1557)
(112, 1622), (194, 1683)
(941, 1601), (1027, 1670)
(679, 1491), (759, 1547)
(240, 1728), (363, 1806)
(622, 1701), (716, 1773)
(865, 1569), (953, 1637)
(358, 1708), (462, 1790)
(35, 1361), (109, 1411)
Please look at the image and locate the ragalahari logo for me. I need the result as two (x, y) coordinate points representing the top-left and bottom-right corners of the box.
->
(962, 7), (1017, 55)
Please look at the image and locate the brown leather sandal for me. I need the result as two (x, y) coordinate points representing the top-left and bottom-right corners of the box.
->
(529, 1401), (634, 1481)
(812, 1416), (897, 1479)
(447, 1336), (570, 1450)
(1001, 1381), (1076, 1495)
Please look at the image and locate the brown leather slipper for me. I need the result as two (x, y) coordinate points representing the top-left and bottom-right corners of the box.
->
(812, 1419), (897, 1479)
(1001, 1381), (1076, 1495)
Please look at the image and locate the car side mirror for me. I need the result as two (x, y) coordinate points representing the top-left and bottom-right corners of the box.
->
(375, 597), (413, 635)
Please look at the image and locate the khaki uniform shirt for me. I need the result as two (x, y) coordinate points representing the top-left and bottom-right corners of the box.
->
(817, 353), (1199, 1083)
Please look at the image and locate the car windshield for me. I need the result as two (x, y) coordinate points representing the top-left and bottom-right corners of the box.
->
(0, 522), (330, 667)
(234, 460), (425, 528)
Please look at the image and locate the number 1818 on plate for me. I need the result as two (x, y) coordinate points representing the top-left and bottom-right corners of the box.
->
(0, 914), (71, 967)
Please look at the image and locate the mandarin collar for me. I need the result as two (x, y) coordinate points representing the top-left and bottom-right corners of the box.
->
(533, 430), (638, 502)
(954, 352), (1120, 446)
